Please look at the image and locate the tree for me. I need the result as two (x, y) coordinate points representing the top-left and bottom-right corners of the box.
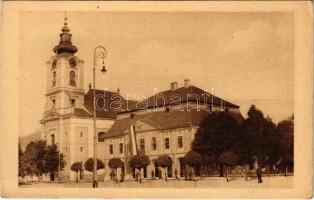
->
(71, 162), (83, 182)
(182, 151), (202, 168)
(129, 155), (150, 170)
(129, 154), (150, 182)
(43, 144), (66, 181)
(182, 151), (202, 179)
(84, 158), (105, 172)
(108, 158), (124, 183)
(18, 144), (24, 177)
(201, 155), (215, 175)
(192, 111), (240, 176)
(277, 114), (294, 175)
(218, 151), (238, 182)
(240, 105), (278, 170)
(155, 155), (173, 181)
(18, 141), (66, 182)
(19, 141), (47, 179)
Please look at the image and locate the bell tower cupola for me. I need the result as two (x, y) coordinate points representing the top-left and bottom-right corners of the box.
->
(53, 14), (78, 55)
(43, 13), (86, 117)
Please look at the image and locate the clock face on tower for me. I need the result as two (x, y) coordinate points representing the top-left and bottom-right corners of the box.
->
(69, 57), (77, 68)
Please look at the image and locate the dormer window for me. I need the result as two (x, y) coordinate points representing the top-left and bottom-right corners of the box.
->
(69, 71), (76, 86)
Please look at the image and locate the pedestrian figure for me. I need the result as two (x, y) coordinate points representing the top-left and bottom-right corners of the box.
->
(136, 170), (142, 183)
(257, 167), (262, 183)
(189, 172), (192, 181)
(110, 170), (117, 183)
(174, 169), (178, 179)
(244, 164), (250, 181)
(158, 169), (162, 179)
(110, 170), (115, 181)
(135, 171), (138, 182)
(120, 173), (124, 183)
(151, 170), (155, 180)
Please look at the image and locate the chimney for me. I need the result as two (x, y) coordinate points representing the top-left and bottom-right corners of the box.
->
(170, 82), (178, 91)
(184, 79), (190, 88)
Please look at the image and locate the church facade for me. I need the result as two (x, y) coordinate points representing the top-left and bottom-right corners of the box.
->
(36, 17), (243, 181)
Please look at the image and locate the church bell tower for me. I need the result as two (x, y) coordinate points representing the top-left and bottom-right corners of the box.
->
(44, 15), (86, 117)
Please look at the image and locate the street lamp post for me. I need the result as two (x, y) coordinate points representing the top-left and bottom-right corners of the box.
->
(92, 46), (107, 188)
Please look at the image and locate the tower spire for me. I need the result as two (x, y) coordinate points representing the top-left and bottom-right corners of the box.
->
(53, 12), (78, 55)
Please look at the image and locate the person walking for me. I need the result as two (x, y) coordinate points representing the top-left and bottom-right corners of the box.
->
(151, 170), (155, 180)
(136, 170), (142, 183)
(244, 164), (250, 181)
(257, 167), (263, 183)
(174, 169), (178, 179)
(254, 158), (262, 184)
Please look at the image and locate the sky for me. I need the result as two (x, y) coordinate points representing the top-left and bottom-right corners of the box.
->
(19, 12), (294, 136)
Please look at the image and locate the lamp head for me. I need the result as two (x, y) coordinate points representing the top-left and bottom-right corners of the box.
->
(101, 65), (107, 73)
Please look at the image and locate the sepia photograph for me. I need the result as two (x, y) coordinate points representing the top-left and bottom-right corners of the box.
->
(1, 1), (313, 198)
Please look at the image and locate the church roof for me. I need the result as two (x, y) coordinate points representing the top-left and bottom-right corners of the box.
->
(120, 85), (239, 113)
(84, 89), (138, 119)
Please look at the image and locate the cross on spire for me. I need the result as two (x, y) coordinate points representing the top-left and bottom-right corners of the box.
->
(64, 11), (68, 26)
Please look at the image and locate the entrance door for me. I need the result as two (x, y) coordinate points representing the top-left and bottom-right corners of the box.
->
(167, 165), (172, 177)
(155, 165), (159, 178)
(179, 159), (184, 177)
(80, 170), (84, 180)
(144, 166), (147, 178)
(121, 163), (125, 176)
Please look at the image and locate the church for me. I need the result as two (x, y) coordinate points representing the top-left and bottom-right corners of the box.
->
(30, 17), (243, 181)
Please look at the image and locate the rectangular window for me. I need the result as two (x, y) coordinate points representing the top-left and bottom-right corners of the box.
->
(140, 139), (145, 152)
(70, 71), (76, 86)
(165, 138), (170, 149)
(80, 146), (83, 152)
(178, 136), (183, 148)
(109, 145), (113, 155)
(151, 137), (157, 151)
(80, 132), (83, 137)
(52, 71), (56, 87)
(51, 134), (55, 145)
(98, 132), (105, 142)
(119, 143), (123, 154)
(71, 99), (76, 107)
(52, 99), (56, 109)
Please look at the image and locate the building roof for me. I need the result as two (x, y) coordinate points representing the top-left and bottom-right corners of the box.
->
(84, 89), (138, 119)
(105, 114), (148, 138)
(121, 85), (239, 113)
(106, 109), (244, 138)
(143, 109), (209, 130)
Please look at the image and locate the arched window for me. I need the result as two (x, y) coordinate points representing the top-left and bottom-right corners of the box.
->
(52, 71), (56, 86)
(69, 71), (76, 86)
